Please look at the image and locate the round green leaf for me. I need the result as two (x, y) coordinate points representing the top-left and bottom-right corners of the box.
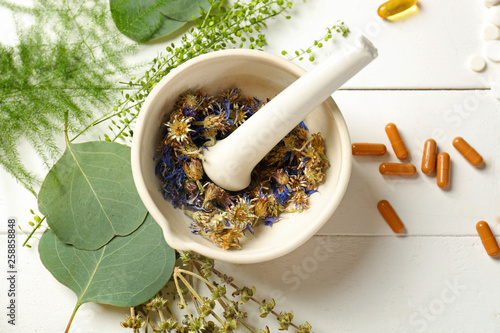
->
(110, 0), (186, 42)
(156, 0), (211, 22)
(148, 16), (188, 41)
(38, 213), (175, 307)
(38, 141), (147, 250)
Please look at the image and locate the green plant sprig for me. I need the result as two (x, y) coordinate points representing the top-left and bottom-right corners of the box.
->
(282, 21), (350, 62)
(71, 0), (297, 144)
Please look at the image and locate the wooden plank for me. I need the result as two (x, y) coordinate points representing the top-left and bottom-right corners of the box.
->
(4, 234), (499, 332)
(217, 235), (500, 332)
(319, 90), (500, 235)
(2, 1), (492, 89)
(262, 0), (494, 89)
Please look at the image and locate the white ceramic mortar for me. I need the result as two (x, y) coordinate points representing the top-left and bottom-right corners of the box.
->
(132, 49), (354, 263)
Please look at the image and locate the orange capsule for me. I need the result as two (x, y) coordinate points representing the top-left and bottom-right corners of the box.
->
(421, 139), (437, 175)
(476, 221), (500, 257)
(436, 152), (450, 189)
(352, 143), (387, 156)
(377, 200), (405, 233)
(452, 137), (483, 167)
(379, 162), (416, 176)
(385, 123), (409, 160)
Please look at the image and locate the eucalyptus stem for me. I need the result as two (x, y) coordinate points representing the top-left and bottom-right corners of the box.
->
(65, 303), (80, 333)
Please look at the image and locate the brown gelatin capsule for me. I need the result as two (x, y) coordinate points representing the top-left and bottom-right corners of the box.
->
(385, 123), (409, 160)
(377, 200), (405, 233)
(379, 162), (416, 177)
(476, 221), (500, 257)
(352, 143), (387, 156)
(421, 139), (437, 175)
(452, 137), (483, 167)
(436, 152), (450, 189)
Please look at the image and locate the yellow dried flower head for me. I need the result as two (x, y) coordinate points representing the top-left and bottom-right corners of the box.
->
(210, 228), (243, 251)
(289, 174), (307, 190)
(286, 189), (309, 213)
(231, 105), (247, 126)
(176, 91), (204, 109)
(272, 169), (289, 186)
(166, 118), (193, 143)
(254, 195), (271, 218)
(193, 211), (212, 225)
(304, 166), (325, 189)
(229, 197), (257, 228)
(183, 158), (204, 181)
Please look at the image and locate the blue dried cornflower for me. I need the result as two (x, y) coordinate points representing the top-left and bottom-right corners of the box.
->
(156, 89), (329, 250)
(244, 223), (255, 235)
(182, 105), (197, 118)
(298, 121), (308, 131)
(271, 180), (290, 206)
(241, 97), (263, 116)
(263, 217), (280, 226)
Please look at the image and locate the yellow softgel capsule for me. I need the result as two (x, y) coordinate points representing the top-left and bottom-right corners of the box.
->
(378, 0), (417, 19)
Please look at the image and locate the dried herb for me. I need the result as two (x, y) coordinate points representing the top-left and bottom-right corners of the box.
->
(156, 89), (330, 250)
(122, 252), (315, 332)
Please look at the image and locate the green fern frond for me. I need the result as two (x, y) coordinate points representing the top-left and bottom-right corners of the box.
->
(0, 0), (136, 193)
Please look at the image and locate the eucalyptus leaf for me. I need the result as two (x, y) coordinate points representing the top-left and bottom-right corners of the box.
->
(156, 0), (211, 22)
(38, 214), (175, 308)
(148, 15), (188, 41)
(38, 141), (147, 250)
(110, 0), (186, 42)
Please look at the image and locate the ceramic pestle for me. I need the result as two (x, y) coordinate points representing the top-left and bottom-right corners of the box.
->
(203, 35), (378, 191)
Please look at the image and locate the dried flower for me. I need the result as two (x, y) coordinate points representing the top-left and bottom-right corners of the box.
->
(156, 89), (329, 250)
(259, 298), (276, 318)
(146, 295), (169, 311)
(297, 322), (313, 333)
(154, 318), (178, 332)
(183, 158), (204, 181)
(228, 196), (257, 229)
(120, 314), (145, 329)
(199, 297), (216, 318)
(277, 311), (294, 330)
(211, 284), (227, 300)
(210, 228), (243, 251)
(272, 169), (289, 185)
(232, 286), (256, 304)
(286, 188), (310, 213)
(176, 91), (204, 109)
(166, 117), (193, 143)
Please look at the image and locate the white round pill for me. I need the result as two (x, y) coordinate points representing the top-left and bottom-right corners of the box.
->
(485, 0), (500, 8)
(469, 55), (486, 72)
(484, 25), (500, 40)
(487, 41), (500, 62)
(489, 6), (500, 27)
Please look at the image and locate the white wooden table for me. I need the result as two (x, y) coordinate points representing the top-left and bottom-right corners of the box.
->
(2, 0), (500, 332)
